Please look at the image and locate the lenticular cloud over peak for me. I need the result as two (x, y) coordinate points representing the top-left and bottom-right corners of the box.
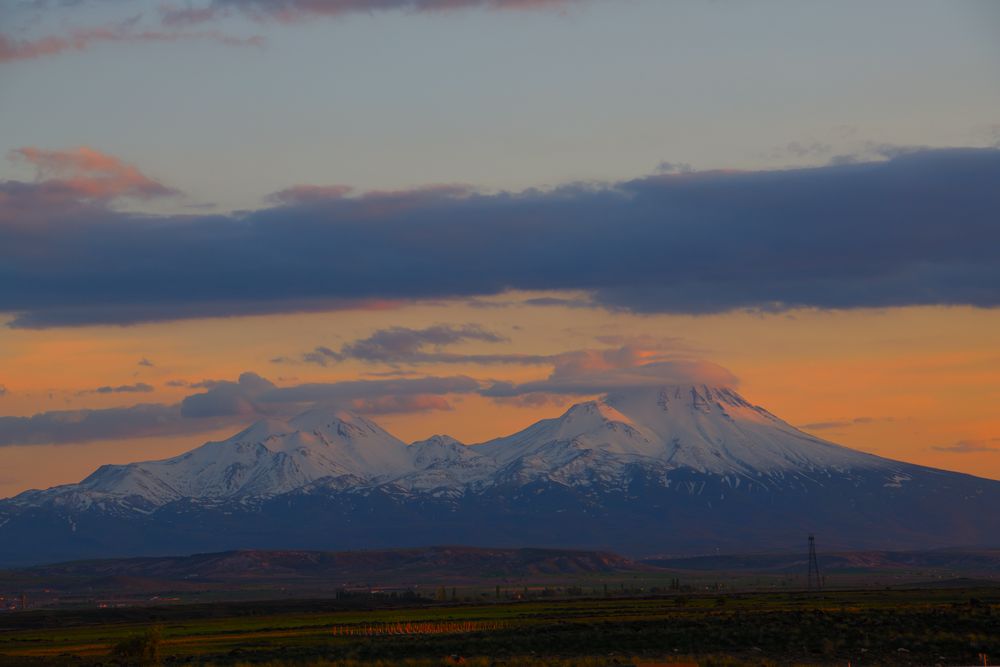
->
(484, 359), (739, 399)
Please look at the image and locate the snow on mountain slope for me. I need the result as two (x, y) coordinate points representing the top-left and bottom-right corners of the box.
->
(286, 407), (413, 476)
(409, 435), (474, 467)
(7, 386), (900, 509)
(603, 386), (891, 474)
(473, 401), (659, 463)
(5, 385), (1000, 564)
(471, 385), (891, 481)
(14, 409), (412, 509)
(467, 401), (666, 486)
(393, 435), (496, 491)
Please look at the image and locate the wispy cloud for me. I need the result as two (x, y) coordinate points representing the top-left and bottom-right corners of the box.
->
(164, 378), (226, 388)
(0, 403), (206, 446)
(764, 140), (834, 162)
(0, 371), (482, 446)
(0, 350), (736, 446)
(161, 0), (580, 26)
(655, 161), (693, 174)
(282, 329), (692, 378)
(483, 357), (738, 399)
(285, 324), (514, 366)
(2, 0), (572, 63)
(348, 394), (453, 415)
(81, 382), (155, 395)
(264, 184), (354, 205)
(252, 374), (480, 409)
(0, 21), (264, 64)
(800, 416), (894, 431)
(931, 439), (999, 454)
(491, 392), (569, 409)
(826, 141), (932, 167)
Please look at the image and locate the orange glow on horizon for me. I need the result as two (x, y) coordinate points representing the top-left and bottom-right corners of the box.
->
(0, 298), (997, 497)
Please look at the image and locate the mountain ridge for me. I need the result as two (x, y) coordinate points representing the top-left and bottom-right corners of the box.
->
(2, 384), (998, 565)
(18, 545), (638, 583)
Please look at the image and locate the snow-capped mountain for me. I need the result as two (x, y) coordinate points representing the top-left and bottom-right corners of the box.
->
(472, 386), (890, 485)
(2, 385), (998, 565)
(11, 409), (414, 512)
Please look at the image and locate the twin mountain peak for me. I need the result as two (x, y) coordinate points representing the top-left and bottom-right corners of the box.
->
(45, 385), (888, 506)
(4, 384), (998, 563)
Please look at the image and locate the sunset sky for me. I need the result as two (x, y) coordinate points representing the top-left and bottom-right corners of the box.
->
(1, 0), (998, 497)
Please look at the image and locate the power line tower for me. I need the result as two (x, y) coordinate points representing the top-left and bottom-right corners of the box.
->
(807, 534), (822, 591)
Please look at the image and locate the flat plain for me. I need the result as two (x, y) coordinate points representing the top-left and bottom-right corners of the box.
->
(1, 586), (998, 666)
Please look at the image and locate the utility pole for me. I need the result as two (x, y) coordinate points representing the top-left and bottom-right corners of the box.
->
(807, 534), (822, 591)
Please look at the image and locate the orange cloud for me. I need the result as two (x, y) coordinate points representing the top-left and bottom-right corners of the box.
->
(10, 147), (178, 201)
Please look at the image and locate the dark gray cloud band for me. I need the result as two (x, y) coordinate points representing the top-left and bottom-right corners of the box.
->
(2, 148), (998, 328)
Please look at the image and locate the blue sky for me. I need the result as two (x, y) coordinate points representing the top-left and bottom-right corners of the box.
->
(2, 0), (998, 212)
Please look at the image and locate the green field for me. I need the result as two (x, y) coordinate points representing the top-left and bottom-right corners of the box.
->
(1, 587), (998, 666)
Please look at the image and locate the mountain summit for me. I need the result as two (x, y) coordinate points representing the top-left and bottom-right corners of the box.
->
(2, 385), (998, 565)
(476, 386), (886, 480)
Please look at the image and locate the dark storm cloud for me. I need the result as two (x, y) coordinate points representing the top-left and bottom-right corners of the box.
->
(2, 148), (999, 328)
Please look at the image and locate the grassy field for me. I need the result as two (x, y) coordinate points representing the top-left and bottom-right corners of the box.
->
(0, 587), (997, 665)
